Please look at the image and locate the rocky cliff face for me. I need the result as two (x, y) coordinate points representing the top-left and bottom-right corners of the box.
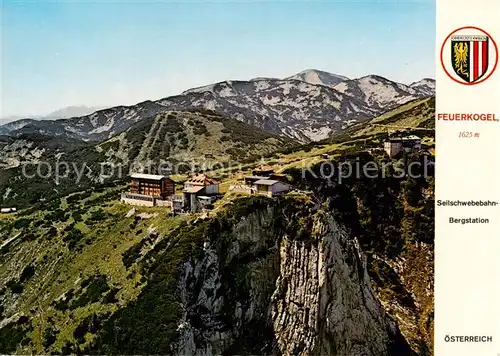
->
(171, 198), (413, 355)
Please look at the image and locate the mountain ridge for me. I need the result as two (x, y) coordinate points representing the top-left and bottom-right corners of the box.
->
(1, 70), (435, 143)
(0, 109), (297, 207)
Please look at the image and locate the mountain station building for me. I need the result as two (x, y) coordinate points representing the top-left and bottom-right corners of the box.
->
(231, 176), (292, 197)
(183, 174), (220, 212)
(384, 135), (422, 157)
(121, 173), (175, 207)
(253, 179), (292, 197)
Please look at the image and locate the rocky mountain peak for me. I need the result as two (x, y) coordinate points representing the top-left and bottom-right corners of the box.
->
(285, 68), (350, 87)
(1, 70), (434, 144)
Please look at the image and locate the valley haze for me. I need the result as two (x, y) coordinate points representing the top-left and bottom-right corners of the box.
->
(0, 1), (435, 356)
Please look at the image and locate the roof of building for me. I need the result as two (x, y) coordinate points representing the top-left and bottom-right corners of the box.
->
(254, 179), (290, 186)
(0, 207), (16, 212)
(404, 135), (421, 140)
(130, 173), (167, 181)
(185, 174), (219, 186)
(387, 135), (422, 142)
(183, 185), (205, 194)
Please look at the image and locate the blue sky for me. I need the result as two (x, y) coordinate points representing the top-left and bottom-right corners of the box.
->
(2, 0), (435, 117)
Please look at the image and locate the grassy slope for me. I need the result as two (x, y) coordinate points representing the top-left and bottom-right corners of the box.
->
(1, 150), (434, 354)
(0, 98), (435, 354)
(101, 110), (297, 167)
(0, 188), (188, 353)
(202, 96), (435, 186)
(344, 97), (435, 137)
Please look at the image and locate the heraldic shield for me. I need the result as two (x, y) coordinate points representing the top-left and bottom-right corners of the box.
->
(451, 35), (489, 83)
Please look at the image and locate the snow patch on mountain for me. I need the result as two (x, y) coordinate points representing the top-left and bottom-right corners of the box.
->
(333, 75), (425, 111)
(254, 81), (272, 90)
(301, 126), (333, 141)
(89, 117), (115, 135)
(0, 119), (37, 135)
(409, 78), (435, 96)
(286, 69), (349, 87)
(182, 83), (217, 95)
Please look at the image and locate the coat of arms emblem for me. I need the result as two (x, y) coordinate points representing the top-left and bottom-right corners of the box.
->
(441, 27), (498, 85)
(451, 35), (489, 83)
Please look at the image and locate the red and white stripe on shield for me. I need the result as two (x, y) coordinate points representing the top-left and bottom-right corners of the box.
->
(469, 39), (489, 82)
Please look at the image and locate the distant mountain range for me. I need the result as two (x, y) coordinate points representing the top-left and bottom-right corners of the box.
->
(44, 105), (107, 119)
(0, 69), (434, 142)
(1, 106), (105, 125)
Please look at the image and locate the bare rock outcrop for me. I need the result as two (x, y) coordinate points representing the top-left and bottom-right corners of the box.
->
(174, 202), (413, 355)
